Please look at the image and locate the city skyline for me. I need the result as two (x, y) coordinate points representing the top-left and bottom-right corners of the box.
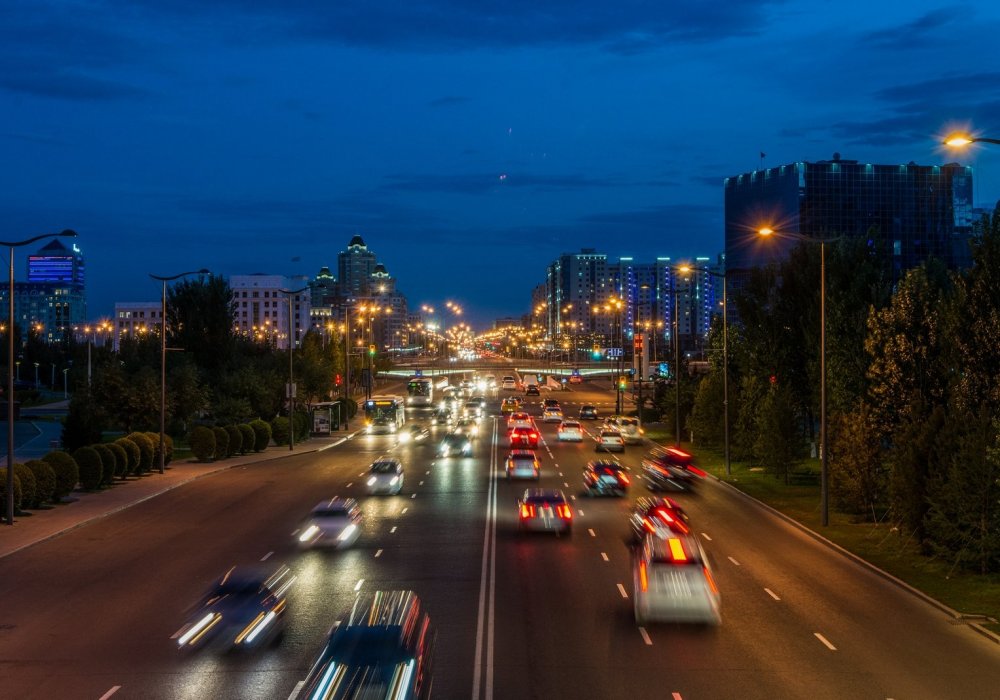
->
(3, 1), (999, 326)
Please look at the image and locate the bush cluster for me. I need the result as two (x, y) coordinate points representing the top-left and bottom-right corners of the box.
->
(25, 460), (56, 507)
(0, 468), (22, 512)
(43, 451), (79, 501)
(249, 419), (271, 452)
(74, 446), (103, 490)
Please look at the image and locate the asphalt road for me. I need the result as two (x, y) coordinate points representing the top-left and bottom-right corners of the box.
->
(1, 379), (999, 699)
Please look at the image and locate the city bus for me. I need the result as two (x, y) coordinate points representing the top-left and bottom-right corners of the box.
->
(407, 376), (435, 407)
(363, 395), (407, 434)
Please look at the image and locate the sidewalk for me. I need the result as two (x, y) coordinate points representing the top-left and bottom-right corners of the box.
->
(0, 433), (353, 559)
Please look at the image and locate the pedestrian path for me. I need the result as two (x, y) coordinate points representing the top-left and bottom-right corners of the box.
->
(0, 434), (352, 559)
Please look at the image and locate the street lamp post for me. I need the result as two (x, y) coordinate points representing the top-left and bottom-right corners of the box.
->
(63, 368), (69, 399)
(150, 269), (209, 474)
(3, 229), (77, 525)
(758, 227), (839, 526)
(343, 305), (352, 430)
(280, 287), (308, 451)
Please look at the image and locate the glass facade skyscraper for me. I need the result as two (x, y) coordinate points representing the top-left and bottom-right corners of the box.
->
(724, 156), (974, 283)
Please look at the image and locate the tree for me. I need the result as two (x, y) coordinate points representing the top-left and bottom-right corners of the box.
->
(167, 275), (236, 372)
(887, 399), (944, 542)
(829, 402), (886, 519)
(688, 371), (724, 448)
(752, 384), (804, 483)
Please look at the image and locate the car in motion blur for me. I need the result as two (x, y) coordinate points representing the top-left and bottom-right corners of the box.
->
(298, 590), (434, 699)
(542, 406), (563, 423)
(431, 408), (454, 427)
(397, 423), (430, 444)
(507, 411), (534, 430)
(596, 429), (625, 453)
(508, 425), (539, 449)
(438, 431), (473, 457)
(556, 420), (584, 441)
(298, 498), (362, 549)
(367, 457), (404, 495)
(632, 531), (719, 625)
(578, 405), (599, 420)
(501, 397), (520, 414)
(517, 489), (573, 534)
(641, 447), (705, 491)
(454, 417), (480, 439)
(505, 449), (540, 480)
(582, 459), (630, 496)
(604, 415), (644, 444)
(628, 496), (690, 543)
(177, 564), (295, 651)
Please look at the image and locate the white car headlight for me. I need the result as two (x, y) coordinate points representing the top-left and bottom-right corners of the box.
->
(298, 524), (320, 543)
(337, 523), (357, 541)
(389, 476), (399, 485)
(367, 476), (377, 486)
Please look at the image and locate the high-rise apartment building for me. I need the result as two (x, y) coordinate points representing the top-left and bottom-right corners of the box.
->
(337, 235), (378, 298)
(230, 274), (311, 350)
(724, 155), (975, 286)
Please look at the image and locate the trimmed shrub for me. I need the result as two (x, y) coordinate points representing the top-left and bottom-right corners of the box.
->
(225, 425), (242, 456)
(238, 424), (255, 454)
(12, 463), (37, 512)
(164, 433), (175, 465)
(92, 444), (117, 486)
(0, 469), (22, 512)
(25, 460), (56, 506)
(212, 427), (230, 460)
(190, 425), (216, 462)
(127, 432), (154, 474)
(106, 442), (128, 479)
(143, 432), (162, 469)
(293, 409), (310, 441)
(249, 419), (272, 452)
(270, 416), (290, 446)
(115, 438), (140, 477)
(73, 447), (103, 490)
(43, 451), (79, 501)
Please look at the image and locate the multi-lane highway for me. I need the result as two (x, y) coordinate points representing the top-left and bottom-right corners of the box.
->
(1, 379), (999, 699)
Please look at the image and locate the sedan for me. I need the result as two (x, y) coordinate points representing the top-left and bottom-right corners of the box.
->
(454, 417), (479, 439)
(176, 564), (295, 651)
(507, 411), (533, 429)
(366, 457), (404, 495)
(633, 531), (720, 625)
(556, 420), (584, 441)
(439, 432), (473, 457)
(525, 385), (541, 396)
(596, 429), (625, 452)
(297, 497), (362, 549)
(509, 425), (539, 449)
(517, 489), (573, 534)
(505, 449), (541, 480)
(628, 496), (691, 543)
(397, 423), (430, 444)
(542, 406), (563, 423)
(583, 459), (630, 496)
(431, 408), (454, 426)
(501, 397), (520, 414)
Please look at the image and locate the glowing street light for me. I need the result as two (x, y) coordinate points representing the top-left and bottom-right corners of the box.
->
(943, 133), (1000, 147)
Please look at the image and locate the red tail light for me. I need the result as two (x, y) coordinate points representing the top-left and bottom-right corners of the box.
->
(520, 504), (535, 519)
(639, 561), (648, 592)
(703, 566), (719, 594)
(618, 473), (630, 485)
(688, 465), (707, 477)
(557, 505), (572, 520)
(529, 432), (537, 439)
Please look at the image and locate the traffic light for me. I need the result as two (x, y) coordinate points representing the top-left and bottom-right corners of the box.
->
(335, 373), (342, 387)
(618, 376), (627, 390)
(592, 346), (602, 359)
(634, 335), (643, 351)
(368, 344), (377, 356)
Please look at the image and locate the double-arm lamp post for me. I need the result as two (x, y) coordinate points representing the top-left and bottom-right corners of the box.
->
(758, 227), (840, 526)
(150, 269), (209, 474)
(279, 287), (309, 451)
(4, 230), (77, 525)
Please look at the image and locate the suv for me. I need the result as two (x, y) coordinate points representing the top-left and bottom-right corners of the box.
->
(525, 385), (540, 396)
(632, 531), (720, 625)
(505, 450), (540, 480)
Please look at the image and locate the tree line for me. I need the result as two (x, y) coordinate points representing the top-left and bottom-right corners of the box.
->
(672, 210), (1000, 574)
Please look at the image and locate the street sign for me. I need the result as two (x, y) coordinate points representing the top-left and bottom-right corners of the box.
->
(606, 347), (623, 358)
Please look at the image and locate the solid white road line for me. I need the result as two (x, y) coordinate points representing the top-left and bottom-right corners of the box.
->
(617, 583), (628, 599)
(98, 686), (121, 700)
(473, 418), (499, 700)
(169, 625), (188, 639)
(814, 632), (837, 651)
(728, 556), (741, 566)
(601, 552), (609, 561)
(588, 528), (596, 537)
(765, 588), (781, 601)
(260, 551), (273, 561)
(287, 680), (306, 700)
(701, 532), (712, 541)
(390, 526), (397, 533)
(354, 579), (364, 591)
(374, 549), (383, 558)
(638, 627), (652, 645)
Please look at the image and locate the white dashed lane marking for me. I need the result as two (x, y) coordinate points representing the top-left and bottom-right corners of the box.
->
(374, 549), (383, 558)
(638, 627), (652, 645)
(354, 579), (364, 591)
(617, 583), (628, 599)
(728, 556), (741, 566)
(814, 632), (837, 651)
(260, 551), (273, 562)
(701, 532), (712, 541)
(401, 507), (408, 514)
(98, 686), (121, 700)
(346, 482), (353, 488)
(588, 528), (596, 537)
(765, 588), (781, 601)
(390, 526), (398, 534)
(601, 552), (609, 561)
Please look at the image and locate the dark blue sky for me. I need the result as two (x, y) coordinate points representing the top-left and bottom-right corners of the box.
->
(3, 1), (999, 327)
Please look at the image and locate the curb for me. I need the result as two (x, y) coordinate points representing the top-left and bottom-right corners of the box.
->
(712, 475), (1000, 646)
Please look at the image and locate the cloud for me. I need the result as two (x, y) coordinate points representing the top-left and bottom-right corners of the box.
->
(861, 6), (963, 49)
(0, 69), (147, 101)
(378, 171), (616, 195)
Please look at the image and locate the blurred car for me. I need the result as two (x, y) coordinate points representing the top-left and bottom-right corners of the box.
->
(583, 460), (630, 496)
(463, 400), (483, 419)
(556, 420), (584, 441)
(596, 429), (625, 452)
(397, 424), (430, 444)
(501, 397), (520, 414)
(507, 412), (534, 430)
(431, 408), (454, 426)
(366, 458), (404, 495)
(604, 415), (643, 444)
(568, 374), (583, 384)
(176, 564), (294, 651)
(641, 447), (706, 491)
(632, 531), (720, 625)
(298, 497), (362, 548)
(517, 489), (573, 534)
(579, 405), (599, 420)
(454, 417), (480, 439)
(501, 376), (517, 390)
(525, 385), (541, 396)
(542, 398), (561, 409)
(438, 432), (473, 457)
(298, 590), (434, 700)
(471, 395), (488, 409)
(541, 406), (563, 423)
(508, 425), (539, 449)
(439, 395), (460, 412)
(628, 496), (691, 543)
(505, 449), (540, 480)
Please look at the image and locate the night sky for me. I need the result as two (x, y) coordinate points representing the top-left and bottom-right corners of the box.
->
(3, 1), (999, 327)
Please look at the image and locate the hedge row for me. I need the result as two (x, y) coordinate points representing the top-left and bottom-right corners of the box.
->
(188, 419), (276, 462)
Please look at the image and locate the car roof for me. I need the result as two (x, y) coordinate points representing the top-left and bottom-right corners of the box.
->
(521, 488), (567, 502)
(312, 497), (358, 513)
(587, 459), (623, 469)
(508, 449), (537, 458)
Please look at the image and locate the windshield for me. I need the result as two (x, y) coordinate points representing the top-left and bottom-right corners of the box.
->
(371, 461), (398, 474)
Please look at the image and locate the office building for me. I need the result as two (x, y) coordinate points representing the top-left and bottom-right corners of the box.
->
(0, 239), (87, 343)
(231, 274), (311, 350)
(113, 302), (161, 350)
